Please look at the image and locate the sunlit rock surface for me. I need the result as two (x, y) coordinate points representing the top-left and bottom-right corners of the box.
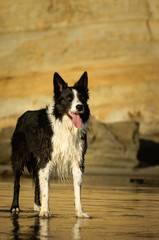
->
(87, 119), (139, 168)
(0, 0), (159, 166)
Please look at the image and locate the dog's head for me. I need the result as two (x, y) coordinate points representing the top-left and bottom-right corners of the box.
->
(53, 72), (90, 128)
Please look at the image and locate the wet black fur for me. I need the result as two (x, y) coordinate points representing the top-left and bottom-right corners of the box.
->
(10, 109), (53, 211)
(10, 72), (90, 213)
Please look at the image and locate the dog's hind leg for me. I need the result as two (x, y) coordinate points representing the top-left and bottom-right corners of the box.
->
(10, 170), (22, 213)
(73, 164), (91, 218)
(34, 172), (41, 211)
(10, 132), (27, 213)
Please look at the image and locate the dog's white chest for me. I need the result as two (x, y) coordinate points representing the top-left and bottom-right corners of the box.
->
(50, 115), (84, 176)
(52, 123), (82, 163)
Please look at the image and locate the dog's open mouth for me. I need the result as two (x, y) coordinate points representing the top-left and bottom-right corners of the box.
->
(66, 110), (82, 128)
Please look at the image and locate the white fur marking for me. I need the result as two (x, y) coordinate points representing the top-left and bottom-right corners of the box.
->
(47, 103), (88, 180)
(73, 164), (83, 213)
(73, 164), (90, 218)
(39, 162), (51, 217)
(70, 89), (83, 113)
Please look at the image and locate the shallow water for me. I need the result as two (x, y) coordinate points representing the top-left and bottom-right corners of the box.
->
(0, 174), (159, 240)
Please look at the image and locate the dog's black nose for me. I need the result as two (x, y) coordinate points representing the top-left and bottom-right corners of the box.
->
(76, 104), (83, 112)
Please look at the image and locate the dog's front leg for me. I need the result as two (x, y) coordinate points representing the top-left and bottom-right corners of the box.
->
(39, 164), (51, 218)
(73, 164), (91, 218)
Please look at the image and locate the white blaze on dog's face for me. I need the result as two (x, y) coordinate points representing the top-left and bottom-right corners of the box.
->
(66, 89), (84, 128)
(70, 89), (84, 114)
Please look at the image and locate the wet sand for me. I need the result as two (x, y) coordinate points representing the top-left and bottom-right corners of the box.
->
(0, 173), (159, 239)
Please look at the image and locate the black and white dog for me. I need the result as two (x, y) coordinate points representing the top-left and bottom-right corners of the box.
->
(10, 72), (91, 218)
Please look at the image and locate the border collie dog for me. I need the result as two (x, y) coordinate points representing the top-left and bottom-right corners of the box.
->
(10, 72), (91, 218)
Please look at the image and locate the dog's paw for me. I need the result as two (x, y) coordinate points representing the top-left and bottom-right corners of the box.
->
(10, 207), (20, 214)
(39, 210), (51, 218)
(76, 210), (92, 219)
(34, 203), (41, 212)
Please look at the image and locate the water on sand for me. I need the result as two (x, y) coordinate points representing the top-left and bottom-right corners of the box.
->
(0, 173), (159, 239)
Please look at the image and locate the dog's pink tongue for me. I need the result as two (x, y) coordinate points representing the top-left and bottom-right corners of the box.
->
(71, 113), (82, 128)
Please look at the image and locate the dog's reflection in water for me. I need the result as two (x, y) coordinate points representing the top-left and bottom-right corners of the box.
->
(11, 214), (88, 240)
(73, 218), (89, 240)
(11, 213), (49, 240)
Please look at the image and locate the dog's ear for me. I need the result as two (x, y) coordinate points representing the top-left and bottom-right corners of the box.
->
(74, 72), (88, 90)
(53, 72), (68, 97)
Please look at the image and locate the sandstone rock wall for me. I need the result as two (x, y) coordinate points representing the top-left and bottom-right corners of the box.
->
(87, 119), (139, 168)
(1, 0), (159, 131)
(0, 0), (159, 165)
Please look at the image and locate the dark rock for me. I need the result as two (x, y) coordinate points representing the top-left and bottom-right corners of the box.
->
(137, 139), (159, 167)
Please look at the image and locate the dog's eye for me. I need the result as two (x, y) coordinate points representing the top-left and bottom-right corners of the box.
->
(66, 95), (73, 101)
(80, 96), (85, 102)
